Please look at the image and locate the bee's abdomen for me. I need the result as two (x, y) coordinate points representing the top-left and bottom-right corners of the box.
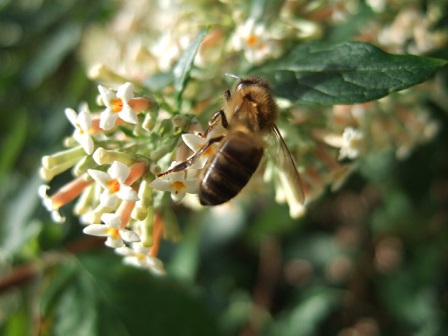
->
(199, 131), (263, 206)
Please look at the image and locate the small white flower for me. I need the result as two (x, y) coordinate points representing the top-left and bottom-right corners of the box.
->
(83, 213), (140, 248)
(338, 128), (364, 160)
(115, 244), (165, 275)
(98, 82), (138, 130)
(231, 18), (281, 65)
(65, 104), (94, 155)
(149, 170), (198, 202)
(39, 185), (55, 211)
(38, 185), (66, 223)
(88, 161), (139, 207)
(181, 133), (216, 169)
(151, 32), (190, 71)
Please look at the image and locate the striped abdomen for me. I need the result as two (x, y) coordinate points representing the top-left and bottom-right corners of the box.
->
(199, 131), (263, 206)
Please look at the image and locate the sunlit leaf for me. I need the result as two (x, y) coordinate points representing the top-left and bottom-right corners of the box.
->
(173, 27), (208, 103)
(253, 41), (447, 105)
(268, 288), (342, 336)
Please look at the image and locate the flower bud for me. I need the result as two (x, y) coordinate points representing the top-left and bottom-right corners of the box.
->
(93, 147), (135, 166)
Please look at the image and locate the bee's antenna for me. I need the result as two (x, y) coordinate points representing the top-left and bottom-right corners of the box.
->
(224, 73), (241, 80)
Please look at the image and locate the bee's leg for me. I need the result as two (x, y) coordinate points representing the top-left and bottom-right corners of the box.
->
(157, 135), (224, 177)
(158, 104), (229, 177)
(202, 109), (228, 138)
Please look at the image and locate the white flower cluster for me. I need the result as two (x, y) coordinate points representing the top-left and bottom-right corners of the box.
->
(41, 81), (264, 274)
(39, 83), (168, 275)
(39, 0), (443, 275)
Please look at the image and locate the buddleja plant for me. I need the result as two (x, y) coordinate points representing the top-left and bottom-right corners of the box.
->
(39, 23), (446, 275)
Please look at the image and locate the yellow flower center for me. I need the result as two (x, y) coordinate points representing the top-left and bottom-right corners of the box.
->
(199, 143), (215, 157)
(77, 125), (87, 135)
(206, 145), (215, 156)
(106, 227), (120, 239)
(107, 179), (121, 193)
(246, 34), (258, 47)
(111, 98), (124, 113)
(75, 122), (90, 135)
(171, 181), (186, 195)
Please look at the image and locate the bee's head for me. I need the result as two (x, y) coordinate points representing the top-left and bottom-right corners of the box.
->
(231, 76), (272, 104)
(224, 74), (271, 93)
(224, 76), (277, 131)
(235, 76), (270, 91)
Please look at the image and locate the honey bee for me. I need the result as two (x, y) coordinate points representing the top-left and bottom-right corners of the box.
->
(158, 76), (305, 206)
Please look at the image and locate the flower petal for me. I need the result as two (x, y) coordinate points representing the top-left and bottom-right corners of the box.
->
(88, 169), (111, 188)
(115, 246), (134, 256)
(98, 85), (115, 108)
(118, 105), (138, 124)
(130, 243), (150, 254)
(123, 256), (142, 268)
(117, 185), (139, 202)
(119, 229), (140, 243)
(65, 108), (78, 127)
(39, 185), (55, 210)
(144, 257), (166, 275)
(117, 82), (134, 102)
(99, 191), (119, 208)
(171, 190), (186, 202)
(83, 224), (109, 236)
(181, 133), (205, 151)
(101, 213), (121, 228)
(149, 178), (172, 192)
(105, 236), (124, 248)
(74, 132), (94, 155)
(108, 161), (130, 183)
(78, 110), (92, 131)
(100, 108), (118, 130)
(51, 210), (66, 223)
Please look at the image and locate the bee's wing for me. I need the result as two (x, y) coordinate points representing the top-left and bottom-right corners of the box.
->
(270, 124), (305, 205)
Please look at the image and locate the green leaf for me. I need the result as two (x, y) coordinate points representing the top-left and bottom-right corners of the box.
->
(40, 258), (79, 316)
(1, 173), (42, 259)
(253, 41), (448, 105)
(38, 251), (222, 336)
(3, 304), (33, 336)
(173, 27), (208, 104)
(249, 0), (286, 22)
(0, 111), (27, 183)
(52, 267), (99, 336)
(268, 287), (342, 336)
(80, 252), (221, 336)
(144, 71), (174, 92)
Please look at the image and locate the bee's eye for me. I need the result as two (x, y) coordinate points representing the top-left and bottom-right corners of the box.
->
(239, 78), (257, 87)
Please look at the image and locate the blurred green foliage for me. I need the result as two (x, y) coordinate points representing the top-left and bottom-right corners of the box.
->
(1, 0), (448, 335)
